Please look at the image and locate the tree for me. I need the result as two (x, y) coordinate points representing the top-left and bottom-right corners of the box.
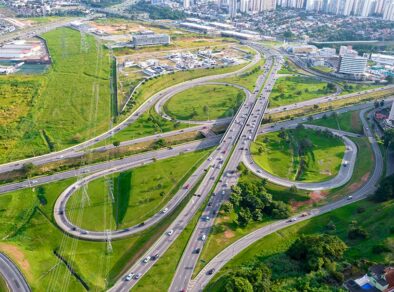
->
(222, 201), (233, 214)
(348, 225), (369, 240)
(386, 75), (394, 84)
(23, 162), (36, 177)
(237, 208), (252, 227)
(283, 30), (294, 39)
(112, 140), (120, 147)
(224, 276), (253, 292)
(277, 83), (286, 94)
(203, 105), (209, 119)
(373, 173), (394, 201)
(287, 234), (347, 272)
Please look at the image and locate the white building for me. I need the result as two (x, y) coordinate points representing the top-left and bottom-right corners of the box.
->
(132, 33), (170, 48)
(338, 54), (368, 75)
(371, 54), (394, 66)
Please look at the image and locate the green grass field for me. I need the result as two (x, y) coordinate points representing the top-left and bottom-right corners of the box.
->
(269, 76), (336, 107)
(311, 65), (334, 73)
(67, 149), (211, 231)
(217, 59), (266, 91)
(0, 167), (209, 291)
(206, 199), (394, 291)
(164, 84), (245, 121)
(308, 110), (363, 134)
(0, 27), (112, 163)
(119, 63), (247, 119)
(251, 127), (345, 182)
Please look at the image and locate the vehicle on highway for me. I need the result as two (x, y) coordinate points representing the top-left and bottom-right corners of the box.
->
(194, 248), (201, 254)
(167, 229), (174, 236)
(347, 195), (353, 200)
(152, 254), (159, 260)
(288, 218), (297, 223)
(143, 256), (151, 263)
(207, 268), (216, 275)
(125, 273), (134, 281)
(203, 216), (210, 221)
(134, 273), (142, 279)
(184, 184), (190, 189)
(201, 234), (206, 241)
(161, 208), (168, 214)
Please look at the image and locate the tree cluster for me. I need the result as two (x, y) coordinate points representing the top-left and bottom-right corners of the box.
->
(224, 262), (272, 292)
(229, 181), (291, 227)
(287, 234), (347, 272)
(128, 2), (185, 20)
(373, 173), (394, 202)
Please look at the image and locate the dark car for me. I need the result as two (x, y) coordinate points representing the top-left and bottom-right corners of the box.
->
(195, 248), (201, 254)
(207, 268), (215, 275)
(152, 254), (159, 260)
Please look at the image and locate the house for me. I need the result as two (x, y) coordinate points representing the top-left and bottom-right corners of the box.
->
(344, 265), (394, 292)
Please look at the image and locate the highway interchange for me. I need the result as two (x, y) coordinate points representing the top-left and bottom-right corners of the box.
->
(0, 20), (393, 292)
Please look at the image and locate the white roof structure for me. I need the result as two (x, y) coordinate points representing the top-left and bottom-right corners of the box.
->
(389, 102), (394, 121)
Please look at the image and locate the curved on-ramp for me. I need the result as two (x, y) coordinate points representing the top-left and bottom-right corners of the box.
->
(243, 124), (359, 191)
(189, 106), (383, 292)
(0, 253), (30, 292)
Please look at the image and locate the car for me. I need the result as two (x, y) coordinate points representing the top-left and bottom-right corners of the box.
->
(195, 248), (201, 254)
(347, 195), (353, 200)
(125, 273), (134, 281)
(288, 218), (297, 223)
(134, 273), (142, 279)
(143, 256), (151, 263)
(152, 254), (159, 260)
(208, 157), (212, 161)
(208, 202), (212, 206)
(207, 268), (216, 275)
(184, 184), (190, 189)
(201, 234), (206, 241)
(203, 216), (210, 221)
(300, 212), (309, 217)
(222, 190), (225, 195)
(161, 208), (168, 214)
(167, 229), (174, 236)
(138, 222), (145, 227)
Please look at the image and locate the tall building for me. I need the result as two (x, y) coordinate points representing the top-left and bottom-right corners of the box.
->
(240, 0), (249, 12)
(383, 0), (394, 19)
(184, 0), (190, 9)
(338, 54), (368, 75)
(229, 0), (237, 17)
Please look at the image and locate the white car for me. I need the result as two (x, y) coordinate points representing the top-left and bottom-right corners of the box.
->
(201, 234), (206, 241)
(143, 256), (151, 263)
(167, 229), (174, 236)
(125, 273), (134, 281)
(161, 208), (168, 214)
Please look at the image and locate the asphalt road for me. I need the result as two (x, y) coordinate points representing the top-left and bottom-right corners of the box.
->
(189, 106), (384, 291)
(243, 124), (358, 190)
(169, 44), (283, 292)
(0, 137), (219, 196)
(107, 45), (278, 292)
(0, 253), (30, 292)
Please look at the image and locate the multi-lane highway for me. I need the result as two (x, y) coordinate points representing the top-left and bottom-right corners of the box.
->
(106, 45), (279, 292)
(189, 106), (384, 291)
(0, 137), (219, 196)
(169, 44), (282, 292)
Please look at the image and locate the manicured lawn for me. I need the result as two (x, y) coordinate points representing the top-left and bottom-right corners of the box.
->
(0, 27), (112, 163)
(206, 199), (394, 291)
(251, 127), (345, 182)
(339, 83), (382, 96)
(164, 84), (245, 121)
(308, 110), (364, 134)
(217, 59), (266, 91)
(311, 65), (334, 73)
(269, 76), (336, 107)
(67, 149), (211, 231)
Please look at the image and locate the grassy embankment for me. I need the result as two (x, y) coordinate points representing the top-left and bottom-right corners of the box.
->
(0, 27), (112, 164)
(250, 127), (345, 182)
(164, 84), (245, 121)
(67, 149), (211, 231)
